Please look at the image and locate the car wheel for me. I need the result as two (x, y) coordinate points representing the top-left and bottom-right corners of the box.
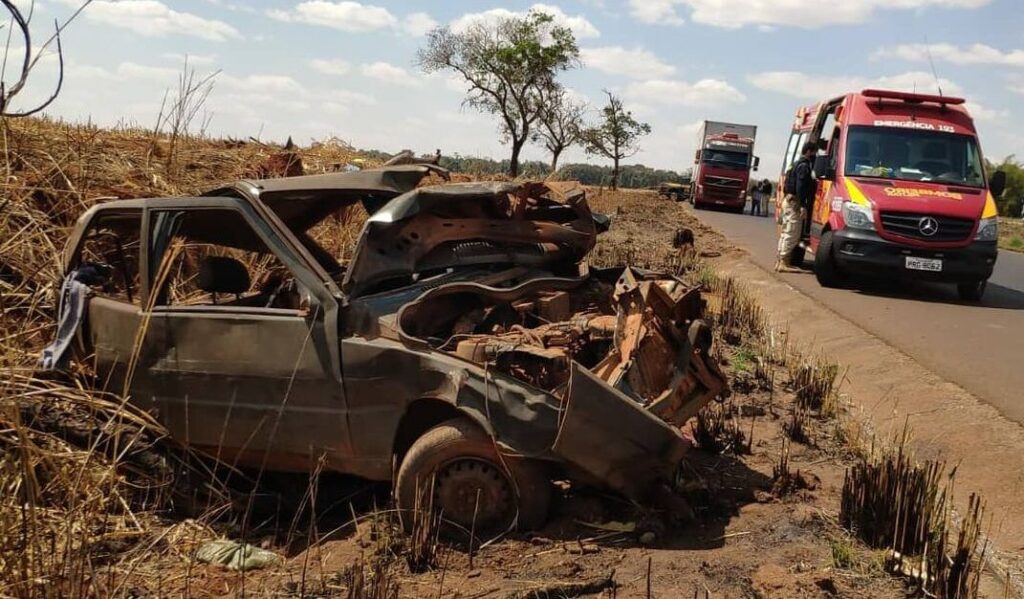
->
(395, 418), (550, 537)
(957, 279), (987, 301)
(813, 231), (842, 287)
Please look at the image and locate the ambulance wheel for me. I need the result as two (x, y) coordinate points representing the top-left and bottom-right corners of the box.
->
(813, 231), (842, 287)
(957, 279), (986, 301)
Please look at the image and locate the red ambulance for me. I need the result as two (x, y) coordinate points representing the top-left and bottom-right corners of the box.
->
(778, 89), (1005, 300)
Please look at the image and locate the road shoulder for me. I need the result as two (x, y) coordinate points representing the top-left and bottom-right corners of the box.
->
(704, 239), (1024, 587)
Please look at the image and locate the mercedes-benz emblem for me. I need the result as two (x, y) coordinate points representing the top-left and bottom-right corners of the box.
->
(918, 217), (939, 237)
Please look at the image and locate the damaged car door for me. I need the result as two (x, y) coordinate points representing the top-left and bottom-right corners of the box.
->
(141, 200), (350, 472)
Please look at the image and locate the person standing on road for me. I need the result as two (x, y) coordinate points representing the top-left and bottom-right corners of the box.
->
(776, 142), (816, 272)
(751, 179), (772, 217)
(750, 180), (763, 216)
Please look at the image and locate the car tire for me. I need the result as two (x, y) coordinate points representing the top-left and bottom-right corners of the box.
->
(813, 231), (842, 287)
(957, 279), (987, 301)
(395, 418), (550, 537)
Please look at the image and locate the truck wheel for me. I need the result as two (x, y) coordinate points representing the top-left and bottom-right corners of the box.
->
(813, 231), (842, 287)
(957, 279), (987, 301)
(395, 418), (550, 536)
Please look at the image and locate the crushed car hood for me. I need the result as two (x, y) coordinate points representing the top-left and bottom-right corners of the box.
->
(343, 181), (598, 297)
(204, 165), (446, 234)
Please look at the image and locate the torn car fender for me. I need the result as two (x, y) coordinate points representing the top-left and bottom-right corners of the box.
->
(553, 362), (690, 502)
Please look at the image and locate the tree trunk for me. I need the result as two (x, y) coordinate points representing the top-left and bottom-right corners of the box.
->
(611, 156), (620, 191)
(510, 138), (524, 178)
(550, 148), (562, 175)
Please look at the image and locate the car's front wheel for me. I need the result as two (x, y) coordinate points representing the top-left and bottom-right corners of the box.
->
(395, 418), (550, 537)
(957, 279), (987, 301)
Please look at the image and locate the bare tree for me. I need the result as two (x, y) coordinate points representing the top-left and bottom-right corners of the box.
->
(417, 11), (579, 177)
(0, 0), (92, 117)
(582, 91), (651, 191)
(533, 87), (585, 174)
(153, 57), (220, 169)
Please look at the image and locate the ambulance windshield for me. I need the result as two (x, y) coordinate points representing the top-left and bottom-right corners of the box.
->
(844, 126), (985, 187)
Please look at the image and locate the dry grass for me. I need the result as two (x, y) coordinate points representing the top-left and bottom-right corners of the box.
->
(693, 401), (750, 455)
(788, 354), (841, 416)
(840, 430), (988, 598)
(998, 217), (1024, 253)
(0, 115), (374, 597)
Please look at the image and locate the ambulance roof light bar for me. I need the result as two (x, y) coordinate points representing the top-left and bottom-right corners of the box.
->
(862, 88), (965, 106)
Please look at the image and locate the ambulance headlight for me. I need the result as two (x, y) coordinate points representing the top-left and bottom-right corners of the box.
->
(842, 202), (874, 230)
(975, 216), (998, 241)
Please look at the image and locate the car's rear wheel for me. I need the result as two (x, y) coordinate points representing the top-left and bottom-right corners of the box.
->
(813, 231), (842, 287)
(395, 418), (550, 537)
(957, 279), (987, 301)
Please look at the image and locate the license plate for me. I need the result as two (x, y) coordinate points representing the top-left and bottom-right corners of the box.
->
(715, 200), (724, 204)
(905, 256), (942, 272)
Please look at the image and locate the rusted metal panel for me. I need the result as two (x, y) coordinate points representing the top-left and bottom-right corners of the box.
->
(61, 171), (729, 503)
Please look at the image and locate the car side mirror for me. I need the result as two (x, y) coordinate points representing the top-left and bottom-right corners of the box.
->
(752, 156), (760, 171)
(694, 149), (701, 163)
(813, 154), (835, 180)
(990, 170), (1006, 198)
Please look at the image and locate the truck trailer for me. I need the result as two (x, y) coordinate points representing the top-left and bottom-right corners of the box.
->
(691, 121), (759, 212)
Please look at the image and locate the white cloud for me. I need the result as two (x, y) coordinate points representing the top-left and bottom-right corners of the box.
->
(628, 0), (685, 25)
(360, 61), (422, 86)
(161, 53), (218, 67)
(624, 78), (747, 106)
(116, 62), (181, 82)
(1010, 77), (1024, 96)
(873, 43), (1024, 67)
(451, 4), (600, 39)
(73, 0), (241, 41)
(267, 1), (397, 32)
(628, 0), (989, 29)
(310, 58), (352, 75)
(219, 73), (309, 96)
(747, 70), (962, 100)
(964, 101), (1009, 122)
(403, 12), (438, 36)
(580, 46), (675, 79)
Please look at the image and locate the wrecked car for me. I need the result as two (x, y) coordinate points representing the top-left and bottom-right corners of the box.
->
(55, 165), (727, 532)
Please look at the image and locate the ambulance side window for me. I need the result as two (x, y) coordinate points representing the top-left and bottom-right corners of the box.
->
(783, 131), (801, 173)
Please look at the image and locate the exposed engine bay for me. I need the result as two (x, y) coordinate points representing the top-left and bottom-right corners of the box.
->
(395, 264), (726, 430)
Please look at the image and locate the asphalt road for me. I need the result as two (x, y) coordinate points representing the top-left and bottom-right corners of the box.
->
(694, 205), (1024, 424)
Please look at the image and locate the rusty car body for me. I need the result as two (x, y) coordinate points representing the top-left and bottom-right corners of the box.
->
(60, 165), (727, 530)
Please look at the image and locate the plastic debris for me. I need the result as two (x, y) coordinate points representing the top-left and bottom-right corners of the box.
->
(195, 539), (282, 571)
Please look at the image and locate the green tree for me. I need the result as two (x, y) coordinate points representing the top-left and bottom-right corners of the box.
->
(417, 11), (579, 178)
(533, 87), (586, 173)
(581, 91), (651, 190)
(988, 157), (1024, 217)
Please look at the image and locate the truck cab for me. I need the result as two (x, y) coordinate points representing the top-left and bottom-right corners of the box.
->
(778, 89), (1004, 300)
(692, 122), (759, 212)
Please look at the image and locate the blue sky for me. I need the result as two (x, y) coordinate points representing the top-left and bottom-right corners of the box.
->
(7, 0), (1024, 175)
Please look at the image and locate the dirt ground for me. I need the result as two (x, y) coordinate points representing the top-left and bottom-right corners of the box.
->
(94, 189), (922, 599)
